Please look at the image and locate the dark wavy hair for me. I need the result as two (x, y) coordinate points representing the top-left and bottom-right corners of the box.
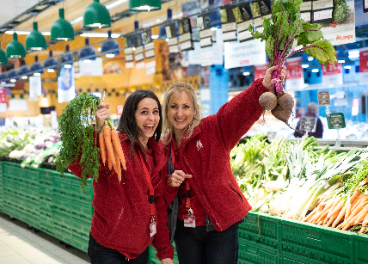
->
(117, 90), (162, 152)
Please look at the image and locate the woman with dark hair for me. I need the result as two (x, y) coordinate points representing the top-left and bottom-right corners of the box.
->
(68, 90), (174, 264)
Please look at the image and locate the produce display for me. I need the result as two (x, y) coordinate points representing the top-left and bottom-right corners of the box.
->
(0, 128), (61, 168)
(55, 93), (126, 191)
(250, 0), (337, 126)
(232, 134), (368, 235)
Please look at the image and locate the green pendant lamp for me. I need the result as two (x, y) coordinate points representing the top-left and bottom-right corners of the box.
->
(83, 0), (111, 28)
(6, 33), (26, 58)
(26, 22), (47, 51)
(51, 8), (74, 41)
(0, 43), (8, 65)
(129, 0), (161, 11)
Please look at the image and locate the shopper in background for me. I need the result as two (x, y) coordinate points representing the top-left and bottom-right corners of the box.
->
(294, 102), (323, 138)
(295, 106), (305, 118)
(162, 66), (287, 264)
(68, 90), (174, 264)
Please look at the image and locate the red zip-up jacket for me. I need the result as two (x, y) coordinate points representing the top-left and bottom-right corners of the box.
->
(68, 133), (174, 260)
(164, 78), (268, 231)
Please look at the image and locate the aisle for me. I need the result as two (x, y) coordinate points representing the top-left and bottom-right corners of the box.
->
(0, 212), (89, 264)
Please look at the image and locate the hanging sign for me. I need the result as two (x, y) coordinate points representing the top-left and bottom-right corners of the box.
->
(352, 98), (359, 116)
(317, 91), (331, 106)
(224, 39), (266, 69)
(234, 3), (253, 43)
(327, 113), (346, 129)
(300, 116), (317, 132)
(285, 58), (304, 90)
(312, 0), (333, 24)
(58, 65), (76, 103)
(220, 7), (237, 42)
(319, 0), (355, 45)
(364, 0), (368, 12)
(29, 76), (42, 101)
(178, 18), (194, 51)
(301, 0), (312, 22)
(143, 29), (155, 59)
(251, 0), (271, 30)
(124, 36), (134, 68)
(359, 50), (368, 83)
(166, 22), (179, 53)
(0, 87), (6, 104)
(198, 14), (213, 48)
(134, 33), (144, 62)
(322, 63), (342, 85)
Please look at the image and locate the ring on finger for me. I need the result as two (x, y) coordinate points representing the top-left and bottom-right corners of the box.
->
(177, 181), (180, 185)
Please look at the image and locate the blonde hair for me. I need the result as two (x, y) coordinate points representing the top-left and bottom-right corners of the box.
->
(162, 82), (202, 144)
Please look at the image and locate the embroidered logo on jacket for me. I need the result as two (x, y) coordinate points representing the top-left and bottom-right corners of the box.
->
(196, 140), (203, 151)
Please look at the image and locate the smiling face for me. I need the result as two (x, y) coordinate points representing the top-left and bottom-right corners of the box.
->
(167, 90), (196, 135)
(135, 98), (160, 144)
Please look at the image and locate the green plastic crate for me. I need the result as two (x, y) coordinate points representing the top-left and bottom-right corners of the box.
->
(353, 234), (368, 264)
(282, 251), (330, 264)
(238, 238), (279, 264)
(280, 220), (353, 264)
(239, 212), (280, 241)
(53, 195), (92, 218)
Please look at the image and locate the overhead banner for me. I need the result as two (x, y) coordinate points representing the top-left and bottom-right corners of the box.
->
(224, 39), (266, 69)
(220, 7), (237, 42)
(319, 0), (355, 45)
(29, 76), (42, 101)
(198, 13), (213, 48)
(58, 65), (76, 103)
(134, 33), (144, 62)
(285, 58), (304, 90)
(235, 2), (253, 42)
(322, 63), (343, 85)
(359, 49), (368, 83)
(166, 22), (179, 53)
(178, 18), (194, 51)
(142, 29), (155, 59)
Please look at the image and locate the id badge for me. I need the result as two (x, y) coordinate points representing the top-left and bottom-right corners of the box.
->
(149, 221), (157, 237)
(184, 214), (196, 228)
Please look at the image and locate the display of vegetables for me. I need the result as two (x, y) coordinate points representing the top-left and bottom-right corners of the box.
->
(232, 134), (368, 234)
(250, 0), (337, 127)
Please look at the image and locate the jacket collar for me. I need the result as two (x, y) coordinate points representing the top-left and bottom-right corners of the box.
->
(179, 122), (202, 151)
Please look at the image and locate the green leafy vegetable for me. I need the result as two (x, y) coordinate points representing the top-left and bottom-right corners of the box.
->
(333, 2), (349, 24)
(55, 93), (100, 191)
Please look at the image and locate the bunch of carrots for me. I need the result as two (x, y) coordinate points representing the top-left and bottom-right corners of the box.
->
(302, 175), (368, 234)
(99, 119), (127, 181)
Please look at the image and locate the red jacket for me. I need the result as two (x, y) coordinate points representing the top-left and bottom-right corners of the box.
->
(164, 78), (268, 232)
(68, 132), (174, 260)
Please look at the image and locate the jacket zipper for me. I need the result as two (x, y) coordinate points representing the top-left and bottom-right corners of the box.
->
(183, 156), (222, 231)
(108, 206), (124, 241)
(224, 177), (244, 205)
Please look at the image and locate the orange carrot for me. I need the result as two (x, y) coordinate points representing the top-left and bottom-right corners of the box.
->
(103, 125), (115, 170)
(324, 201), (343, 225)
(111, 130), (127, 171)
(303, 208), (318, 222)
(332, 204), (347, 228)
(113, 144), (121, 182)
(359, 213), (368, 233)
(342, 199), (368, 230)
(99, 133), (106, 166)
(326, 211), (340, 227)
(353, 204), (368, 225)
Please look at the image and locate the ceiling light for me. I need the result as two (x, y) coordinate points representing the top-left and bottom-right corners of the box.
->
(84, 0), (111, 29)
(0, 44), (8, 65)
(101, 31), (120, 57)
(80, 38), (96, 61)
(106, 54), (115, 58)
(51, 8), (75, 41)
(243, 71), (250, 76)
(44, 51), (58, 71)
(47, 69), (55, 72)
(80, 32), (120, 38)
(129, 0), (161, 11)
(6, 33), (26, 58)
(312, 69), (319, 72)
(64, 64), (72, 68)
(307, 56), (313, 61)
(26, 22), (47, 51)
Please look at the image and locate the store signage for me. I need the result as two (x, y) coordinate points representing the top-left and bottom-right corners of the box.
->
(359, 50), (368, 83)
(220, 7), (237, 42)
(312, 0), (333, 23)
(125, 48), (134, 69)
(0, 104), (6, 112)
(364, 0), (368, 12)
(251, 0), (271, 31)
(322, 63), (343, 85)
(29, 76), (42, 101)
(317, 91), (331, 106)
(254, 63), (269, 79)
(198, 14), (213, 48)
(142, 29), (155, 59)
(286, 58), (304, 90)
(235, 2), (253, 43)
(0, 87), (5, 103)
(166, 22), (179, 54)
(58, 65), (76, 103)
(50, 110), (58, 130)
(79, 58), (103, 76)
(134, 33), (144, 62)
(178, 18), (194, 51)
(73, 51), (80, 78)
(8, 99), (28, 111)
(300, 1), (312, 22)
(300, 116), (317, 132)
(352, 98), (359, 116)
(224, 39), (266, 69)
(320, 0), (355, 45)
(327, 113), (346, 129)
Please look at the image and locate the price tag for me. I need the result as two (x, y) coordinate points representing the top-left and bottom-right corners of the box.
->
(317, 91), (331, 106)
(327, 113), (346, 129)
(300, 116), (317, 132)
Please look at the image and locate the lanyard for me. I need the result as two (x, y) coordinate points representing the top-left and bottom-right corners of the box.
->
(138, 150), (155, 221)
(171, 142), (191, 211)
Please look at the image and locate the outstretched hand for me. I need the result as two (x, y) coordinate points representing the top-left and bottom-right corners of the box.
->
(262, 66), (287, 90)
(167, 170), (193, 187)
(95, 102), (110, 133)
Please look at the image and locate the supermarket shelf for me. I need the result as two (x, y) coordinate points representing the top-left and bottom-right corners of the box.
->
(0, 161), (367, 264)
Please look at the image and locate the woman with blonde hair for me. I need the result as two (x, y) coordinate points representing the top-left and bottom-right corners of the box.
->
(162, 66), (286, 264)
